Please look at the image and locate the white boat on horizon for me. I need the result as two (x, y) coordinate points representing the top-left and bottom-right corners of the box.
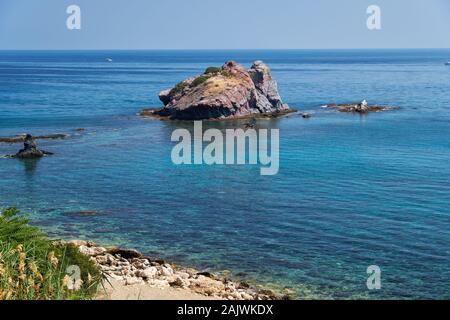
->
(106, 58), (113, 62)
(445, 61), (450, 66)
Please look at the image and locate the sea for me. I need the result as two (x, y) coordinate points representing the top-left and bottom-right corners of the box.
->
(0, 49), (449, 299)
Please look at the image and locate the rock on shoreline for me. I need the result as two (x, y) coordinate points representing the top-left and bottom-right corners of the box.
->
(60, 240), (282, 300)
(142, 61), (291, 120)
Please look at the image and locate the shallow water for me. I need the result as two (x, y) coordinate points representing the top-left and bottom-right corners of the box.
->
(0, 50), (449, 299)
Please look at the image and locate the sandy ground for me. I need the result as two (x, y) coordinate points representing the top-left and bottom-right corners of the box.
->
(98, 279), (218, 300)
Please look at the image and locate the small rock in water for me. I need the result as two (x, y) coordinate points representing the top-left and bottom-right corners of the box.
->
(325, 100), (394, 113)
(14, 134), (53, 159)
(302, 113), (312, 118)
(0, 133), (67, 144)
(34, 133), (67, 140)
(65, 210), (99, 217)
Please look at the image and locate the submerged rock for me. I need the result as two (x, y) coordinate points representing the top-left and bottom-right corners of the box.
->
(0, 133), (67, 143)
(64, 210), (100, 217)
(302, 113), (312, 118)
(142, 61), (292, 120)
(14, 134), (53, 159)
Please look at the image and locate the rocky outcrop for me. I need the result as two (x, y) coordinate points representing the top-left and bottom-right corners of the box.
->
(142, 61), (291, 120)
(60, 240), (284, 300)
(14, 134), (53, 159)
(0, 133), (67, 144)
(325, 100), (396, 113)
(248, 61), (286, 113)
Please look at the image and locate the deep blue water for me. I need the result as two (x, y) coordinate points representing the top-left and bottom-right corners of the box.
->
(0, 50), (449, 299)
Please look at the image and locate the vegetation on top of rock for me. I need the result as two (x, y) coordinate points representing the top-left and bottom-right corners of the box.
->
(0, 207), (102, 300)
(169, 81), (189, 96)
(191, 75), (210, 87)
(204, 66), (222, 74)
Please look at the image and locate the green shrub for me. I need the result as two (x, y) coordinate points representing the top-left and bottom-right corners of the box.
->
(0, 208), (102, 300)
(191, 75), (209, 87)
(169, 81), (189, 96)
(204, 66), (221, 74)
(0, 208), (46, 245)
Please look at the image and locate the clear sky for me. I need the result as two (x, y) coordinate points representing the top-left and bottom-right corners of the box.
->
(0, 0), (449, 50)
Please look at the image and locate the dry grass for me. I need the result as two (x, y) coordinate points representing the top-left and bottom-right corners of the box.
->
(203, 75), (249, 96)
(0, 208), (102, 300)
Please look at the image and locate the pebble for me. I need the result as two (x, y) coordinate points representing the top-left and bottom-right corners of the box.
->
(136, 267), (158, 279)
(160, 266), (174, 277)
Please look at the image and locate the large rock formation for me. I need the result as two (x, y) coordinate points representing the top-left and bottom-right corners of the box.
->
(143, 61), (291, 120)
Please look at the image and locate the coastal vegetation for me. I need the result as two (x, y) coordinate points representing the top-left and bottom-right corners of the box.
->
(0, 208), (102, 300)
(204, 66), (221, 74)
(169, 81), (189, 96)
(191, 75), (210, 87)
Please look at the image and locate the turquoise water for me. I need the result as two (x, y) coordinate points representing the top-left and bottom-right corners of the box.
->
(0, 50), (449, 299)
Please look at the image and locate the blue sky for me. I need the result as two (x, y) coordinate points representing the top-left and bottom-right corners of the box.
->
(0, 0), (449, 49)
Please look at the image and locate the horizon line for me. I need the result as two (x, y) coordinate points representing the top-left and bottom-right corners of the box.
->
(0, 47), (449, 52)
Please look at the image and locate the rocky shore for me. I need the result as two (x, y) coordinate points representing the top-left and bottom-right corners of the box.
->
(61, 240), (285, 300)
